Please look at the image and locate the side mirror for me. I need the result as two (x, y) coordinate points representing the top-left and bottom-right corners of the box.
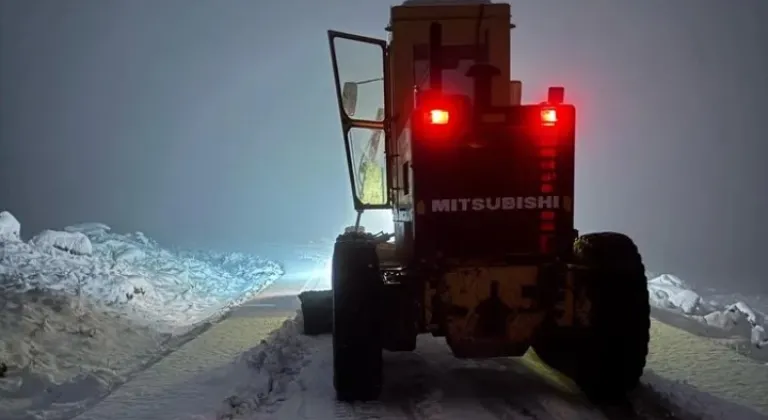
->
(342, 82), (358, 116)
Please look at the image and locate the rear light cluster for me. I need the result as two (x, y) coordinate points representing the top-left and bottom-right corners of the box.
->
(413, 86), (569, 254)
(417, 97), (561, 140)
(537, 96), (562, 253)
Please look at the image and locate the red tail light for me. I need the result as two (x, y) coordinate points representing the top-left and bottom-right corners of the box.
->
(540, 107), (557, 126)
(428, 109), (450, 125)
(412, 92), (470, 142)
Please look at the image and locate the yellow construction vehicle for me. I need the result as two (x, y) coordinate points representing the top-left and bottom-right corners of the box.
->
(299, 0), (650, 404)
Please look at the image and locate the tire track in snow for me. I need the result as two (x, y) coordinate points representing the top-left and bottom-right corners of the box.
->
(265, 332), (670, 420)
(407, 338), (629, 420)
(70, 310), (291, 420)
(70, 262), (323, 420)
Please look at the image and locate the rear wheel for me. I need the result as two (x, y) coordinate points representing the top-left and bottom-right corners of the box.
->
(332, 232), (383, 401)
(534, 232), (650, 402)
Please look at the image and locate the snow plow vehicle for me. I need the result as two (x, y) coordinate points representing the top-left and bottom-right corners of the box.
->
(299, 0), (651, 404)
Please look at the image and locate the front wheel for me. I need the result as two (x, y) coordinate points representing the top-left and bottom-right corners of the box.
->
(332, 233), (383, 401)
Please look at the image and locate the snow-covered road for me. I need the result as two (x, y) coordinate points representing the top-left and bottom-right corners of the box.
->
(236, 329), (677, 420)
(215, 314), (768, 420)
(72, 270), (768, 420)
(76, 282), (648, 420)
(70, 263), (316, 420)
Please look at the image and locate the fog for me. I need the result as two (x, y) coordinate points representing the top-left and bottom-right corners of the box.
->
(1, 0), (767, 292)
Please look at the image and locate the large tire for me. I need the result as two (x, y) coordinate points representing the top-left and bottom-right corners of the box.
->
(332, 233), (383, 401)
(534, 232), (650, 402)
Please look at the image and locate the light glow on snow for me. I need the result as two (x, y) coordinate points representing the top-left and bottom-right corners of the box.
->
(313, 255), (333, 291)
(218, 310), (768, 420)
(0, 211), (284, 420)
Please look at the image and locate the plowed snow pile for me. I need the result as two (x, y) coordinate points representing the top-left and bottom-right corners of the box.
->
(0, 211), (283, 420)
(648, 273), (768, 361)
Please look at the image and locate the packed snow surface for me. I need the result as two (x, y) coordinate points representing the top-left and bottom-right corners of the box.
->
(216, 312), (767, 420)
(0, 211), (283, 420)
(212, 269), (768, 420)
(65, 297), (768, 420)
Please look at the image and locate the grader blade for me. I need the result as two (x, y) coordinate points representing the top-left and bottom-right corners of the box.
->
(298, 289), (333, 335)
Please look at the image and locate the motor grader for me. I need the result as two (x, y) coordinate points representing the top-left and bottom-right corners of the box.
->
(299, 0), (650, 404)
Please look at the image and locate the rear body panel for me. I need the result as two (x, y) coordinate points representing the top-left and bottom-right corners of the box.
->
(420, 261), (587, 358)
(428, 264), (545, 357)
(404, 105), (576, 261)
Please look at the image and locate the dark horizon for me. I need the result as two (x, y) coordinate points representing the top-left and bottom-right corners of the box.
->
(2, 0), (767, 292)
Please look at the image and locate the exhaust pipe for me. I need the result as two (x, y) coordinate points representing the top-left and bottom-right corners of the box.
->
(429, 22), (443, 92)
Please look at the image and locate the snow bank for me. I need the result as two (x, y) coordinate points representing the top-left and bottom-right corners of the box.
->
(30, 229), (93, 255)
(218, 313), (310, 419)
(0, 285), (171, 420)
(0, 211), (21, 239)
(0, 211), (284, 420)
(647, 274), (768, 356)
(649, 274), (703, 314)
(1, 214), (284, 331)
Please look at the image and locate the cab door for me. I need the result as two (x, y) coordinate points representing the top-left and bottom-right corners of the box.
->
(328, 30), (391, 210)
